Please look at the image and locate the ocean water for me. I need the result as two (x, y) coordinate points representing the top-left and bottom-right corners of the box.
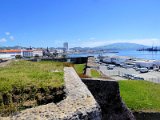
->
(117, 50), (160, 60)
(68, 50), (160, 60)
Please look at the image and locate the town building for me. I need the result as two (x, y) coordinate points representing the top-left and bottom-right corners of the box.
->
(55, 48), (64, 53)
(22, 50), (33, 57)
(0, 49), (22, 59)
(33, 49), (43, 57)
(63, 42), (68, 51)
(103, 56), (131, 65)
(134, 60), (156, 69)
(0, 49), (42, 59)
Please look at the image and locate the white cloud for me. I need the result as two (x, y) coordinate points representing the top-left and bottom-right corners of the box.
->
(9, 36), (14, 41)
(5, 32), (10, 36)
(0, 38), (7, 42)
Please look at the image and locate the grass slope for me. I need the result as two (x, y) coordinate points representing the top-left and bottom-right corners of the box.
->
(73, 64), (89, 78)
(90, 69), (101, 78)
(119, 80), (160, 112)
(0, 60), (64, 93)
(0, 60), (64, 116)
(74, 64), (85, 74)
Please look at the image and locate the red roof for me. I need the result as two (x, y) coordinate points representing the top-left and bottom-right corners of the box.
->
(0, 50), (21, 53)
(0, 49), (33, 53)
(23, 50), (33, 52)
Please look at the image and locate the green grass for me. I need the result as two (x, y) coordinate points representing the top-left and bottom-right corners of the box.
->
(73, 64), (90, 78)
(74, 64), (85, 74)
(0, 60), (65, 116)
(119, 80), (160, 112)
(0, 60), (64, 93)
(90, 69), (101, 78)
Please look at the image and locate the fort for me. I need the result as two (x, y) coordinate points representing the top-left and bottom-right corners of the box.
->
(0, 67), (135, 120)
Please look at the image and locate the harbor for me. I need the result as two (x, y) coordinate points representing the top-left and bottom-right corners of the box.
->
(99, 64), (160, 83)
(90, 54), (160, 83)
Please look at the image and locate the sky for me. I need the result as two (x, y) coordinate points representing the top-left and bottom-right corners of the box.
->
(0, 0), (160, 48)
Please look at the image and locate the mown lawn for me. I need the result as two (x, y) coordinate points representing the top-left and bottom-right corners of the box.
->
(119, 80), (160, 112)
(0, 60), (64, 93)
(90, 69), (101, 78)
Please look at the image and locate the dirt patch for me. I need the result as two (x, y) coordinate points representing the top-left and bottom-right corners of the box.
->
(0, 86), (65, 117)
(0, 60), (11, 67)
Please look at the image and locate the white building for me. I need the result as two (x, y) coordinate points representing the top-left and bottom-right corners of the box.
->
(22, 50), (33, 57)
(103, 56), (112, 63)
(112, 56), (131, 65)
(0, 50), (22, 59)
(0, 49), (46, 59)
(33, 50), (43, 57)
(103, 56), (131, 65)
(63, 42), (68, 51)
(134, 60), (155, 69)
(55, 48), (64, 53)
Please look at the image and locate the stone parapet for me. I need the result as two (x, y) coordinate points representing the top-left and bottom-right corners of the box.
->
(82, 78), (135, 120)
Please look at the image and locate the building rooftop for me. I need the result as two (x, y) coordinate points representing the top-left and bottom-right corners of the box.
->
(0, 49), (34, 53)
(0, 49), (21, 53)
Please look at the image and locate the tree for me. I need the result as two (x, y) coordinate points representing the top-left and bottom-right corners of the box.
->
(34, 54), (39, 58)
(15, 55), (22, 59)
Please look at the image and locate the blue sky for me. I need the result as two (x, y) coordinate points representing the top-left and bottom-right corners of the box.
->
(0, 0), (160, 48)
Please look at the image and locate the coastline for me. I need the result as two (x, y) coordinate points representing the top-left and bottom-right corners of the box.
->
(68, 50), (160, 60)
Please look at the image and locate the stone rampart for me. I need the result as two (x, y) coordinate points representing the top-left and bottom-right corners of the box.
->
(82, 78), (135, 120)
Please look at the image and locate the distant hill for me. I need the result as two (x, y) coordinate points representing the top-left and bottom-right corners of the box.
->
(0, 46), (44, 50)
(0, 46), (25, 50)
(94, 43), (149, 50)
(70, 47), (91, 51)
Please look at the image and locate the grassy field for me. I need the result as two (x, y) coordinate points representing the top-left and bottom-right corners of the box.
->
(73, 64), (85, 74)
(73, 64), (90, 78)
(90, 69), (101, 78)
(119, 80), (160, 112)
(0, 60), (64, 93)
(0, 60), (64, 116)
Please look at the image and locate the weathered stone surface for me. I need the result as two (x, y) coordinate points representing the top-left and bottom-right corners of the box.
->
(82, 78), (136, 120)
(87, 57), (99, 69)
(134, 112), (160, 120)
(1, 67), (101, 120)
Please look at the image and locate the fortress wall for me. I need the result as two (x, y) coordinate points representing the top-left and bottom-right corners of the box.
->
(82, 78), (135, 120)
(1, 67), (101, 120)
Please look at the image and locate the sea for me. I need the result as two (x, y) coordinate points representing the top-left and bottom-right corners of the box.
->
(68, 50), (160, 60)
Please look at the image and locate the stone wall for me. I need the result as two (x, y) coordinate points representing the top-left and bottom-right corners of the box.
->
(82, 78), (135, 120)
(1, 67), (101, 120)
(134, 112), (160, 120)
